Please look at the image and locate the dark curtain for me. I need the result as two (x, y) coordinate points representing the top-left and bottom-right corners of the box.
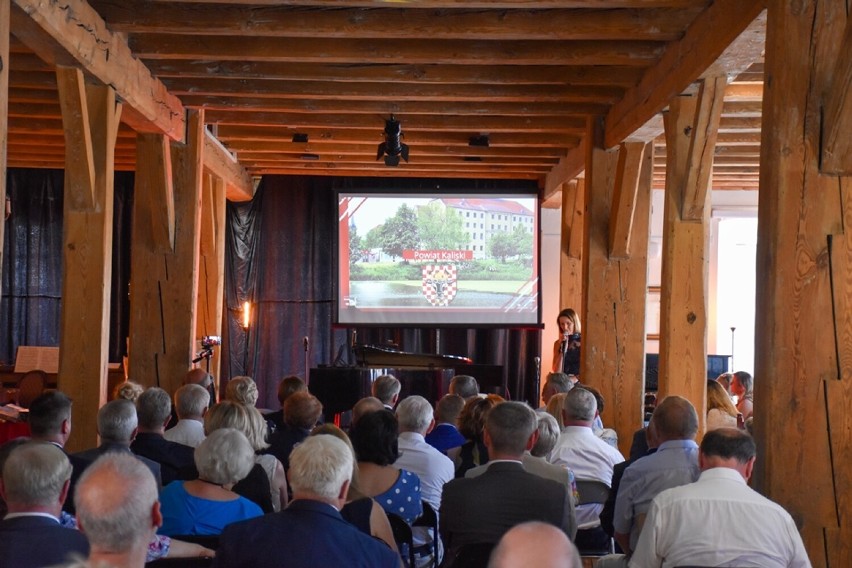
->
(223, 175), (541, 409)
(0, 169), (134, 365)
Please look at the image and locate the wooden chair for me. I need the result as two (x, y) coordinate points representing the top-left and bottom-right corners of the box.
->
(413, 500), (440, 568)
(387, 512), (415, 568)
(16, 370), (46, 408)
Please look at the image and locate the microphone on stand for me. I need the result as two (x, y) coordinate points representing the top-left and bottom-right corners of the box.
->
(303, 336), (309, 352)
(303, 336), (310, 387)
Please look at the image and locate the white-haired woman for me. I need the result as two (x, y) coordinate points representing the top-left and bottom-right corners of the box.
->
(205, 401), (289, 512)
(158, 429), (263, 536)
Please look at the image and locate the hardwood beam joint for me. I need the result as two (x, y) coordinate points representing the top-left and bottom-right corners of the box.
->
(821, 21), (852, 175)
(137, 133), (175, 252)
(680, 77), (726, 221)
(609, 142), (650, 259)
(203, 129), (254, 202)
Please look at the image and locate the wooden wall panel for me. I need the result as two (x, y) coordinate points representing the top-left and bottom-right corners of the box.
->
(559, 178), (585, 322)
(755, 1), (850, 564)
(581, 126), (651, 457)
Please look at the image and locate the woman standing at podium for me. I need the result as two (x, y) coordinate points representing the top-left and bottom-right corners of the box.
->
(551, 308), (581, 377)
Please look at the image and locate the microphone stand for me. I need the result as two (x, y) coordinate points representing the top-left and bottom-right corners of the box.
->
(730, 326), (736, 371)
(303, 336), (311, 387)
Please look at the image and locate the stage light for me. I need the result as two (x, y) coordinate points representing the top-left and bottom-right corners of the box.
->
(242, 301), (251, 329)
(376, 115), (409, 167)
(292, 133), (308, 143)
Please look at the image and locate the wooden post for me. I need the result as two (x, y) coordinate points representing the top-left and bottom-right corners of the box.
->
(755, 0), (850, 564)
(196, 172), (227, 383)
(128, 111), (204, 396)
(560, 178), (585, 318)
(55, 67), (122, 451)
(582, 120), (652, 457)
(657, 78), (724, 432)
(0, 0), (8, 287)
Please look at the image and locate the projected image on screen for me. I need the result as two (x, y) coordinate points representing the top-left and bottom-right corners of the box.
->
(338, 193), (540, 326)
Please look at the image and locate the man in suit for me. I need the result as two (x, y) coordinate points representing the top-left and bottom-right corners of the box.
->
(74, 453), (164, 568)
(214, 435), (399, 568)
(440, 402), (576, 560)
(130, 387), (197, 486)
(0, 442), (89, 567)
(72, 399), (162, 491)
(372, 374), (401, 410)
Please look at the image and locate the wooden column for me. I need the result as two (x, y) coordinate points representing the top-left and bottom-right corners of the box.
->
(560, 179), (585, 318)
(195, 172), (227, 384)
(657, 77), (725, 432)
(55, 67), (122, 451)
(582, 121), (653, 457)
(128, 110), (204, 396)
(0, 0), (8, 287)
(754, 0), (851, 564)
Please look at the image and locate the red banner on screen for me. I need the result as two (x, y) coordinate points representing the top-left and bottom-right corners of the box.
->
(402, 250), (473, 261)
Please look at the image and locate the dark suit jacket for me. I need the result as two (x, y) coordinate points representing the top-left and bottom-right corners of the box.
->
(265, 425), (309, 471)
(69, 442), (163, 491)
(0, 515), (89, 568)
(213, 499), (399, 568)
(440, 461), (576, 553)
(131, 432), (198, 486)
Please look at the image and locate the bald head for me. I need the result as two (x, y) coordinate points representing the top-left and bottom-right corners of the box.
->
(489, 522), (581, 568)
(651, 395), (698, 441)
(184, 368), (212, 388)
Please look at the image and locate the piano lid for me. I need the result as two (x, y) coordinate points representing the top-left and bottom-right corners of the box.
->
(354, 344), (472, 369)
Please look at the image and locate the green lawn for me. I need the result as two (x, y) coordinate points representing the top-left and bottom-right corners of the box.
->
(385, 280), (526, 293)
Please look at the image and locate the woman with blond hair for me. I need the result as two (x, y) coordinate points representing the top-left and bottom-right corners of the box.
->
(706, 380), (740, 431)
(205, 400), (288, 512)
(546, 392), (568, 430)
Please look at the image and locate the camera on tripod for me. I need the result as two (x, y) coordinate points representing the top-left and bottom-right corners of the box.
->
(201, 336), (222, 348)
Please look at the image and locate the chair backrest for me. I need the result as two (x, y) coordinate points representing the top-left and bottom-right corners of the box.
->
(448, 542), (496, 568)
(413, 501), (440, 568)
(575, 479), (610, 505)
(145, 558), (213, 568)
(387, 512), (415, 568)
(17, 370), (46, 408)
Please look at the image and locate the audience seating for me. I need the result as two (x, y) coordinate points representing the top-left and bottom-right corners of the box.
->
(387, 512), (415, 567)
(413, 500), (440, 568)
(445, 542), (495, 568)
(574, 479), (615, 561)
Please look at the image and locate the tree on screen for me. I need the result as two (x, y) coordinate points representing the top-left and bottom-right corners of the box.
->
(417, 203), (468, 249)
(489, 224), (532, 263)
(348, 222), (363, 266)
(379, 204), (418, 261)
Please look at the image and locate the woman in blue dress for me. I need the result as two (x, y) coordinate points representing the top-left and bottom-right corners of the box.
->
(350, 409), (422, 524)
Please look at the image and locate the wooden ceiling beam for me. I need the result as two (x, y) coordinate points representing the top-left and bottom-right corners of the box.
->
(179, 96), (611, 117)
(249, 167), (540, 180)
(231, 142), (569, 158)
(10, 0), (185, 140)
(237, 153), (558, 167)
(202, 130), (254, 202)
(163, 78), (624, 103)
(205, 111), (587, 134)
(148, 1), (707, 7)
(543, 137), (588, 198)
(604, 1), (765, 147)
(145, 61), (646, 87)
(129, 35), (665, 66)
(93, 3), (699, 41)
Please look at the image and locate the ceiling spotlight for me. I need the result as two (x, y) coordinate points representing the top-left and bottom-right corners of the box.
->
(376, 115), (409, 167)
(300, 153), (319, 160)
(292, 133), (308, 143)
(469, 135), (490, 147)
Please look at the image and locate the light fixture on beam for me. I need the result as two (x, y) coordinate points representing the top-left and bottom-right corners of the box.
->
(292, 133), (308, 143)
(469, 135), (490, 147)
(376, 115), (409, 167)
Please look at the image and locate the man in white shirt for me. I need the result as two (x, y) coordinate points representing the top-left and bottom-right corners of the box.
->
(548, 387), (623, 552)
(395, 395), (454, 567)
(164, 384), (209, 448)
(629, 428), (811, 568)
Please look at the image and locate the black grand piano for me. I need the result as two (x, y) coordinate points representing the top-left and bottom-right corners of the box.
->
(309, 345), (501, 423)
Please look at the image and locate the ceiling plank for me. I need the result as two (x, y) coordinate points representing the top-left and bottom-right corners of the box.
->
(10, 0), (185, 140)
(148, 0), (708, 7)
(129, 35), (665, 66)
(94, 4), (700, 41)
(604, 0), (765, 147)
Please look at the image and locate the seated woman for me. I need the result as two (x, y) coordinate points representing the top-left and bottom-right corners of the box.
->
(349, 409), (422, 525)
(205, 401), (288, 512)
(454, 396), (499, 478)
(310, 423), (398, 554)
(158, 428), (263, 536)
(546, 392), (568, 431)
(707, 380), (740, 431)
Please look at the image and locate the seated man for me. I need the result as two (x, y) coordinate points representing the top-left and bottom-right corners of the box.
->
(0, 443), (89, 567)
(548, 388), (624, 532)
(164, 384), (210, 448)
(448, 374), (480, 401)
(372, 374), (401, 410)
(597, 396), (700, 566)
(629, 428), (810, 568)
(214, 435), (399, 568)
(131, 387), (197, 486)
(71, 453), (164, 568)
(72, 399), (162, 493)
(264, 375), (307, 431)
(440, 402), (576, 560)
(539, 372), (573, 410)
(267, 391), (323, 471)
(424, 393), (466, 455)
(489, 521), (582, 568)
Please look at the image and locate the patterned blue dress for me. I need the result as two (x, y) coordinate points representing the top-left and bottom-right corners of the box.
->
(374, 468), (423, 524)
